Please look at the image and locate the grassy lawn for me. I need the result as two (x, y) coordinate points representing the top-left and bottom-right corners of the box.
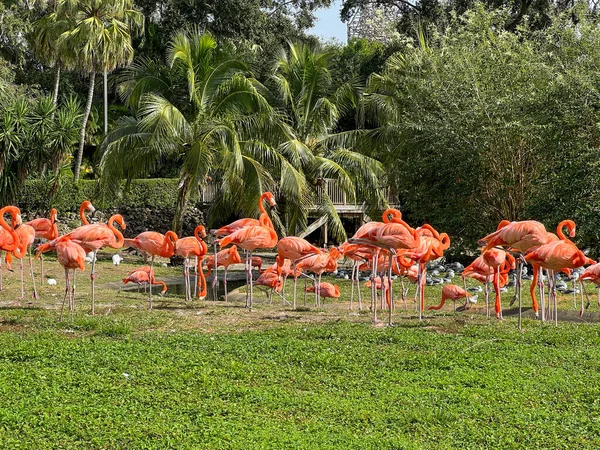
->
(0, 254), (599, 448)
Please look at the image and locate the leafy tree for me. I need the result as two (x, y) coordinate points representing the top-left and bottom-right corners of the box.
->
(54, 0), (144, 182)
(365, 4), (600, 257)
(99, 30), (276, 233)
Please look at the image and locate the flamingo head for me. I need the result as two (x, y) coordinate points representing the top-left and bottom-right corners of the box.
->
(195, 225), (207, 239)
(50, 208), (58, 223)
(263, 192), (277, 207)
(382, 208), (402, 223)
(111, 214), (126, 230)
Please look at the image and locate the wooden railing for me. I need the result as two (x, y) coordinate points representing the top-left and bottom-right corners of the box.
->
(200, 179), (395, 208)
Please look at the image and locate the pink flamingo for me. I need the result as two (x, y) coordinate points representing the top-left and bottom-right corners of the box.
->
(6, 224), (38, 300)
(305, 282), (340, 301)
(0, 206), (22, 291)
(218, 215), (278, 308)
(175, 225), (208, 301)
(297, 247), (340, 307)
(276, 236), (321, 309)
(123, 269), (167, 296)
(428, 285), (472, 312)
(124, 230), (178, 309)
(54, 237), (86, 321)
(205, 245), (242, 301)
(26, 208), (58, 283)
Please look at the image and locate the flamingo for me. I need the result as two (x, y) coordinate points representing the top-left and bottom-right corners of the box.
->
(25, 208), (58, 283)
(579, 263), (600, 316)
(339, 242), (376, 311)
(478, 220), (548, 328)
(123, 230), (178, 309)
(254, 268), (283, 303)
(276, 236), (321, 309)
(210, 192), (276, 297)
(525, 238), (594, 325)
(55, 237), (86, 322)
(296, 247), (340, 307)
(79, 200), (96, 225)
(305, 282), (340, 301)
(428, 285), (472, 312)
(481, 248), (515, 319)
(123, 269), (167, 296)
(0, 206), (22, 291)
(36, 214), (126, 314)
(205, 246), (242, 301)
(218, 214), (278, 308)
(6, 224), (38, 300)
(174, 225), (208, 301)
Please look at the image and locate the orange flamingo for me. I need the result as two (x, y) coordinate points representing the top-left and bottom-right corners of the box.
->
(218, 215), (278, 308)
(210, 192), (276, 295)
(339, 242), (373, 310)
(37, 214), (126, 314)
(26, 208), (58, 283)
(478, 220), (549, 326)
(0, 206), (22, 291)
(205, 245), (242, 301)
(525, 238), (594, 324)
(428, 285), (472, 312)
(175, 225), (208, 301)
(124, 230), (178, 309)
(579, 263), (600, 316)
(55, 237), (86, 321)
(6, 224), (38, 300)
(297, 247), (340, 307)
(79, 200), (96, 225)
(482, 248), (515, 319)
(276, 236), (321, 309)
(254, 268), (283, 303)
(305, 282), (340, 300)
(123, 269), (167, 296)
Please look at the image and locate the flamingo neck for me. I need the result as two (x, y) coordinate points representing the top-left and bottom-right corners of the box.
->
(557, 220), (575, 241)
(80, 205), (89, 225)
(108, 216), (125, 247)
(163, 231), (178, 254)
(0, 208), (19, 252)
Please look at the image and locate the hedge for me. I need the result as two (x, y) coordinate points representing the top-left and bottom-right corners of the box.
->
(16, 179), (200, 214)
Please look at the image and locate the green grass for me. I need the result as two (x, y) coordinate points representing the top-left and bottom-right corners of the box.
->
(0, 255), (599, 448)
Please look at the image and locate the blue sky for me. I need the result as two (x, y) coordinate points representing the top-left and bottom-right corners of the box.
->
(308, 0), (347, 43)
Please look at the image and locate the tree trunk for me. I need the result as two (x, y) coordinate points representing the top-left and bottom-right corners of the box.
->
(74, 72), (95, 183)
(52, 66), (61, 106)
(172, 176), (192, 235)
(103, 71), (108, 135)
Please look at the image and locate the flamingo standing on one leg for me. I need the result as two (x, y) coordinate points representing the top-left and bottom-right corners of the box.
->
(205, 246), (242, 301)
(0, 206), (22, 291)
(123, 230), (178, 310)
(53, 237), (86, 321)
(25, 208), (58, 284)
(428, 285), (472, 312)
(6, 224), (38, 300)
(218, 215), (278, 309)
(210, 192), (276, 297)
(276, 237), (321, 309)
(175, 225), (208, 301)
(481, 248), (515, 319)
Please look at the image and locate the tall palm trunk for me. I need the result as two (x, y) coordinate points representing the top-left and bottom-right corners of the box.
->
(172, 175), (192, 235)
(74, 71), (95, 182)
(52, 66), (61, 106)
(103, 71), (108, 134)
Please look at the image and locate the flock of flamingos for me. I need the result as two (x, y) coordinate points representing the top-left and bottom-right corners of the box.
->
(0, 191), (598, 327)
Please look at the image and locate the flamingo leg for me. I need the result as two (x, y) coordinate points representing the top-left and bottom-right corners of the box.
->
(539, 267), (545, 323)
(40, 254), (44, 285)
(19, 258), (24, 300)
(552, 271), (558, 326)
(59, 268), (70, 322)
(149, 255), (155, 310)
(224, 267), (228, 302)
(0, 251), (4, 291)
(194, 256), (198, 299)
(462, 275), (468, 310)
(71, 269), (77, 321)
(494, 266), (502, 320)
(350, 262), (355, 310)
(516, 259), (522, 331)
(293, 262), (298, 310)
(29, 253), (38, 300)
(183, 259), (189, 301)
(388, 253), (393, 326)
(90, 250), (98, 315)
(420, 265), (426, 319)
(357, 265), (362, 311)
(303, 277), (307, 306)
(485, 270), (490, 319)
(248, 251), (254, 309)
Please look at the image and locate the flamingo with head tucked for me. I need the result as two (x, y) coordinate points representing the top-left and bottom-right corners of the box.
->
(124, 230), (178, 310)
(175, 225), (208, 301)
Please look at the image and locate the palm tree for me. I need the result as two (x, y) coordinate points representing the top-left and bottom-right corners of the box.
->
(99, 30), (278, 234)
(267, 41), (387, 240)
(56, 0), (144, 182)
